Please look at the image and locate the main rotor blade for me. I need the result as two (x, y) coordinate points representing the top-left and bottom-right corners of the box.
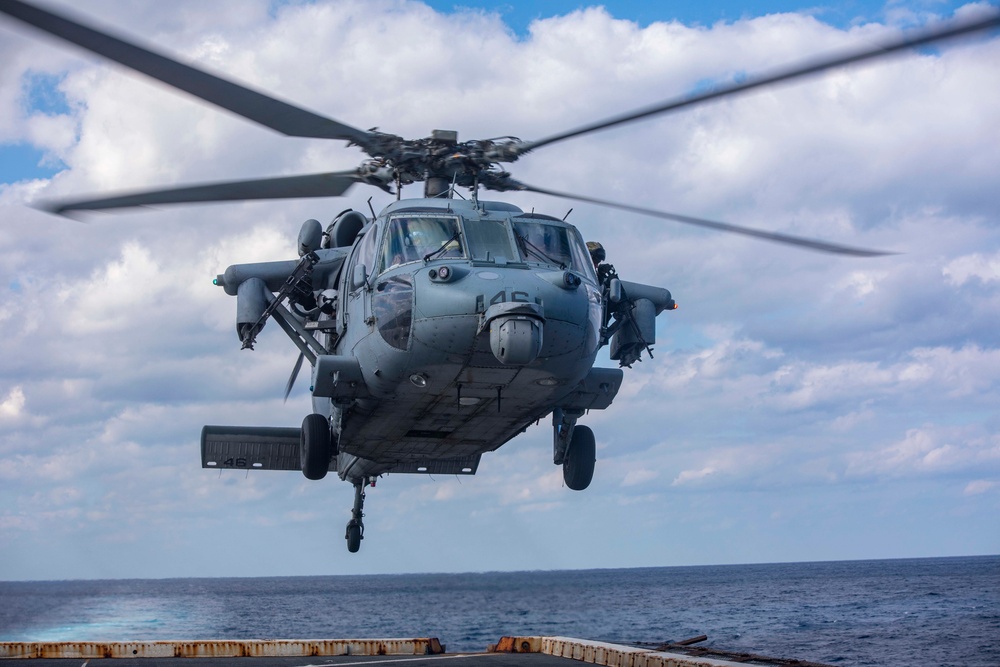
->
(284, 352), (305, 404)
(517, 11), (1000, 154)
(516, 182), (894, 257)
(0, 0), (372, 143)
(44, 170), (365, 215)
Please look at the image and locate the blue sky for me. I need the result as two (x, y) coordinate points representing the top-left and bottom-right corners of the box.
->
(0, 71), (68, 182)
(425, 0), (972, 32)
(0, 0), (998, 583)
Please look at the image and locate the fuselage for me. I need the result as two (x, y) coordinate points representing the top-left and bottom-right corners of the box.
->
(323, 198), (606, 481)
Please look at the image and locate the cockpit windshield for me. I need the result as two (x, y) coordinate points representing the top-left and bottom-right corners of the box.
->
(464, 217), (516, 262)
(512, 220), (594, 278)
(380, 215), (464, 271)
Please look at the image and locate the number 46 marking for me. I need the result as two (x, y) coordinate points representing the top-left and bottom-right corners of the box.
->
(490, 290), (530, 304)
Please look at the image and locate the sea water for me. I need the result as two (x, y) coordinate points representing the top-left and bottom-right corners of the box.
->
(2, 556), (998, 667)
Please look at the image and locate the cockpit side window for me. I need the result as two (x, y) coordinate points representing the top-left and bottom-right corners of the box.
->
(514, 221), (586, 271)
(567, 227), (597, 281)
(512, 220), (594, 279)
(343, 223), (379, 294)
(380, 215), (464, 272)
(358, 224), (379, 272)
(513, 221), (572, 268)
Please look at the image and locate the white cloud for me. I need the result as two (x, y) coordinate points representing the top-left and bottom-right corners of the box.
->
(1, 0), (998, 578)
(672, 466), (717, 486)
(621, 468), (660, 487)
(964, 479), (998, 496)
(0, 386), (25, 420)
(839, 270), (886, 298)
(944, 251), (1000, 285)
(847, 427), (1000, 478)
(55, 242), (165, 333)
(648, 339), (1000, 413)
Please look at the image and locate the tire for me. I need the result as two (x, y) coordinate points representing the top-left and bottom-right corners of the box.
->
(563, 424), (596, 491)
(300, 413), (332, 480)
(346, 521), (362, 553)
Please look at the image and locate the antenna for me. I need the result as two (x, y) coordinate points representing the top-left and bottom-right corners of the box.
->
(367, 197), (376, 219)
(563, 208), (573, 221)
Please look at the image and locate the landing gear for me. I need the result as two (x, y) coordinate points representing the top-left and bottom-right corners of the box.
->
(552, 409), (596, 491)
(346, 520), (362, 553)
(563, 424), (596, 491)
(300, 413), (332, 480)
(346, 478), (368, 553)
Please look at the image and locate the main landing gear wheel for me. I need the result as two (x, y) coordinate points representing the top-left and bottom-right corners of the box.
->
(563, 424), (596, 491)
(300, 413), (332, 480)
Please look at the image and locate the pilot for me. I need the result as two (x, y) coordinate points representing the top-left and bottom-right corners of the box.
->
(587, 241), (615, 285)
(389, 222), (424, 266)
(411, 220), (463, 259)
(586, 241), (606, 269)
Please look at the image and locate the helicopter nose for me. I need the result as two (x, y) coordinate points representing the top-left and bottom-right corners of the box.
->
(490, 316), (543, 365)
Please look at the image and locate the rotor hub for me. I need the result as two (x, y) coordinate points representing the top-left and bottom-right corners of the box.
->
(353, 129), (525, 196)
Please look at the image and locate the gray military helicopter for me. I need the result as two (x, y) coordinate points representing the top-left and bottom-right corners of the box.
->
(3, 0), (997, 552)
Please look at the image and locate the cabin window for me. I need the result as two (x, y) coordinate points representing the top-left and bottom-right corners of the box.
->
(380, 215), (464, 272)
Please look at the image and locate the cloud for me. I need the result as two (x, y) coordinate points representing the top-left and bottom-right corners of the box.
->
(944, 251), (1000, 286)
(56, 242), (165, 333)
(0, 386), (25, 420)
(850, 425), (1000, 475)
(0, 0), (998, 578)
(621, 468), (660, 487)
(672, 466), (717, 486)
(964, 479), (998, 496)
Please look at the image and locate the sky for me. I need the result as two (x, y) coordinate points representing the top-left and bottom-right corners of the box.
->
(0, 0), (998, 581)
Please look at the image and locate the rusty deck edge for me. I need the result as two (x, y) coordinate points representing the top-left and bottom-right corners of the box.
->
(492, 636), (751, 667)
(0, 638), (444, 660)
(3, 637), (745, 666)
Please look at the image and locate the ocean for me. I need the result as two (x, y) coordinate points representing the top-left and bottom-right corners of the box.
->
(1, 556), (998, 667)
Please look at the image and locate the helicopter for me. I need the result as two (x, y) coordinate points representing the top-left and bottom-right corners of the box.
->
(2, 1), (997, 553)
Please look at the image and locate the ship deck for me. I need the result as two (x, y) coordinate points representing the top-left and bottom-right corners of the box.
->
(0, 636), (832, 667)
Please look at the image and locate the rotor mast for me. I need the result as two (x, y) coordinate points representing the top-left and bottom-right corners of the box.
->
(424, 130), (459, 198)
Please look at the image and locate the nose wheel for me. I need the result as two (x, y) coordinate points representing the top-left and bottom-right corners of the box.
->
(346, 478), (368, 553)
(346, 519), (362, 553)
